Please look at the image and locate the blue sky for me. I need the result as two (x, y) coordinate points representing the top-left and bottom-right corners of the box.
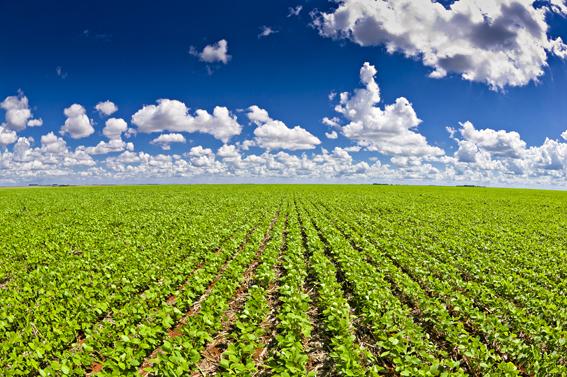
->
(1, 0), (566, 187)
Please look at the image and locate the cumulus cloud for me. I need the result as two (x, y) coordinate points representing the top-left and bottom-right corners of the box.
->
(344, 146), (361, 152)
(188, 145), (217, 167)
(83, 139), (134, 155)
(41, 132), (68, 154)
(322, 116), (340, 128)
(0, 90), (564, 187)
(240, 139), (256, 151)
(12, 137), (33, 162)
(248, 106), (321, 150)
(131, 99), (241, 143)
(314, 0), (567, 89)
(254, 122), (321, 151)
(258, 26), (278, 38)
(551, 0), (567, 15)
(102, 118), (128, 140)
(0, 124), (564, 186)
(448, 121), (567, 177)
(27, 118), (43, 127)
(76, 117), (134, 155)
(60, 104), (95, 139)
(0, 131), (99, 179)
(453, 121), (526, 160)
(95, 100), (118, 116)
(0, 126), (18, 148)
(334, 62), (444, 157)
(1, 93), (38, 131)
(217, 144), (240, 159)
(247, 105), (272, 125)
(326, 131), (338, 139)
(190, 39), (231, 64)
(150, 133), (187, 150)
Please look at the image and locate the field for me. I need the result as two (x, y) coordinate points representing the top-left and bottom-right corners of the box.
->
(0, 185), (566, 376)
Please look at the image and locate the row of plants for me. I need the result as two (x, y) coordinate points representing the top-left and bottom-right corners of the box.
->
(217, 207), (286, 375)
(266, 205), (313, 376)
(59, 216), (262, 375)
(313, 190), (567, 369)
(296, 202), (376, 376)
(310, 202), (523, 375)
(3, 196), (255, 374)
(315, 200), (567, 375)
(145, 210), (280, 376)
(1, 185), (565, 376)
(302, 203), (465, 376)
(33, 212), (268, 376)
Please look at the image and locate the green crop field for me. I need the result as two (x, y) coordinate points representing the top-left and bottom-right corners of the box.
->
(0, 185), (565, 376)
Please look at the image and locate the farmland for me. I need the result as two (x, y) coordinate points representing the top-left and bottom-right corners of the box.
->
(0, 185), (566, 376)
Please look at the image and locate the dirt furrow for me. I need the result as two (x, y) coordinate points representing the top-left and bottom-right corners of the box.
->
(190, 212), (280, 376)
(60, 225), (256, 372)
(254, 213), (288, 375)
(313, 201), (529, 376)
(138, 212), (278, 376)
(301, 203), (394, 374)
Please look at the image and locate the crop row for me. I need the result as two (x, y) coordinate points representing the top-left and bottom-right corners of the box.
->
(312, 197), (567, 373)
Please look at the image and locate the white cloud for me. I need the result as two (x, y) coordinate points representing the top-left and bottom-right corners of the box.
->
(448, 121), (567, 178)
(78, 117), (133, 155)
(240, 140), (256, 151)
(0, 131), (101, 179)
(344, 146), (361, 152)
(326, 131), (338, 139)
(83, 139), (134, 155)
(132, 99), (190, 133)
(258, 26), (278, 38)
(1, 93), (33, 131)
(131, 99), (241, 143)
(0, 91), (564, 187)
(247, 105), (272, 125)
(334, 62), (444, 157)
(95, 100), (118, 116)
(457, 121), (526, 159)
(217, 144), (240, 159)
(190, 39), (231, 64)
(249, 106), (321, 151)
(322, 116), (340, 128)
(551, 0), (567, 15)
(12, 137), (33, 162)
(41, 132), (68, 154)
(60, 104), (95, 139)
(27, 118), (43, 127)
(0, 125), (563, 186)
(217, 144), (243, 169)
(288, 5), (303, 17)
(0, 126), (18, 148)
(188, 146), (217, 167)
(150, 133), (186, 150)
(103, 118), (128, 140)
(192, 107), (242, 143)
(254, 121), (321, 151)
(314, 0), (567, 89)
(530, 137), (567, 171)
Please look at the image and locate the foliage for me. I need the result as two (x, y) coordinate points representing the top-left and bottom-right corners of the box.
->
(0, 185), (565, 376)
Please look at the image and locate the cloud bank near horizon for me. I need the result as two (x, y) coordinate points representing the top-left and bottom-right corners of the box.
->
(0, 61), (565, 188)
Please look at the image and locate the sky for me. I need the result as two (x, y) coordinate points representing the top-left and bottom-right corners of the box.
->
(1, 0), (567, 188)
